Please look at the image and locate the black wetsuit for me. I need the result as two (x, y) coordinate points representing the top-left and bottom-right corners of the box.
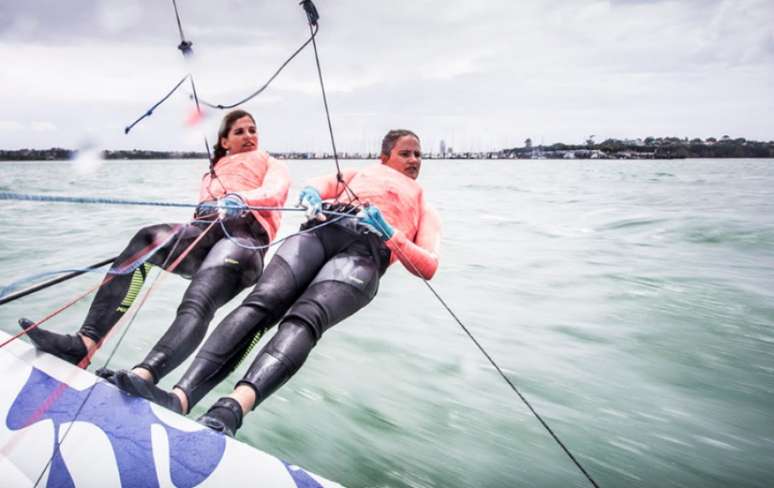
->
(174, 212), (390, 409)
(82, 210), (267, 380)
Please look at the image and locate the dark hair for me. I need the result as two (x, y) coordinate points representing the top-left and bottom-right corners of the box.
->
(211, 109), (256, 165)
(381, 129), (420, 158)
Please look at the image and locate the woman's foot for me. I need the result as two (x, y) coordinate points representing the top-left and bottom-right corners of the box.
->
(114, 370), (183, 414)
(19, 318), (88, 365)
(197, 397), (243, 437)
(95, 367), (117, 384)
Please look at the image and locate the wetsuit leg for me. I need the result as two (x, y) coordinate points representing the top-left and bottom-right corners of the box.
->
(79, 223), (196, 342)
(236, 320), (316, 405)
(284, 253), (381, 340)
(135, 236), (264, 382)
(175, 231), (329, 408)
(237, 251), (381, 408)
(22, 224), (181, 364)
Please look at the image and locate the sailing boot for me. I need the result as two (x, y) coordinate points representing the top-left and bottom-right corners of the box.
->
(197, 397), (243, 437)
(113, 370), (184, 414)
(19, 318), (88, 366)
(95, 367), (118, 385)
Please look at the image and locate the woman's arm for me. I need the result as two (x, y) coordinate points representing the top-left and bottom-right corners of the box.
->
(234, 157), (290, 208)
(385, 200), (441, 280)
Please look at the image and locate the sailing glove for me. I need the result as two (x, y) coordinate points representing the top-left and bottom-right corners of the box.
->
(298, 186), (324, 220)
(358, 204), (394, 240)
(218, 193), (247, 218)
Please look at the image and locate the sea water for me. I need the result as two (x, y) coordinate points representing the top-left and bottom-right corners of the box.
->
(1, 158), (773, 487)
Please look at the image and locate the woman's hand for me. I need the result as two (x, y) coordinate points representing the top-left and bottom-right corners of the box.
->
(218, 193), (248, 218)
(357, 204), (394, 240)
(297, 186), (325, 220)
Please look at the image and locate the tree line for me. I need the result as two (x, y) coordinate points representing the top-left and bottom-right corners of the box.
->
(504, 136), (774, 159)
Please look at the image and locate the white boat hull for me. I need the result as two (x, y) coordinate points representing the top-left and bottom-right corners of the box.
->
(0, 331), (343, 487)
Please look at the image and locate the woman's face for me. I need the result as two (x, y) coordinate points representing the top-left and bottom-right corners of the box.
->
(381, 135), (422, 179)
(220, 115), (257, 155)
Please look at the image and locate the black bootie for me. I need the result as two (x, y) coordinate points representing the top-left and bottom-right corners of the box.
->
(197, 397), (243, 437)
(114, 370), (184, 414)
(19, 318), (88, 365)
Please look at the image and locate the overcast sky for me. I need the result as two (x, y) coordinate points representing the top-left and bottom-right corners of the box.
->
(1, 0), (772, 153)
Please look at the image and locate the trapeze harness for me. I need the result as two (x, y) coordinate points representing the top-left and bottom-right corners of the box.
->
(174, 163), (441, 409)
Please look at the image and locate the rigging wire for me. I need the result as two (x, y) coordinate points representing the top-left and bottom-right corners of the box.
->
(0, 229), (181, 349)
(365, 219), (601, 488)
(216, 211), (349, 250)
(303, 5), (359, 205)
(293, 4), (601, 482)
(170, 0), (193, 56)
(124, 74), (191, 134)
(123, 26), (317, 134)
(0, 191), (305, 213)
(7, 1), (601, 485)
(0, 193), (354, 306)
(187, 75), (213, 163)
(198, 25), (319, 110)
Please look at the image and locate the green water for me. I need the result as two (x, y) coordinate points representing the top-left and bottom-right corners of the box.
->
(1, 159), (773, 487)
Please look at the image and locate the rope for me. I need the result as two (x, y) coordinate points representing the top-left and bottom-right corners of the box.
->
(277, 10), (597, 482)
(187, 75), (213, 163)
(0, 226), (180, 302)
(217, 212), (349, 250)
(124, 74), (191, 134)
(304, 15), (359, 205)
(0, 228), (181, 350)
(375, 223), (601, 488)
(198, 24), (319, 110)
(32, 221), (216, 487)
(124, 24), (317, 131)
(289, 12), (600, 481)
(0, 191), (305, 213)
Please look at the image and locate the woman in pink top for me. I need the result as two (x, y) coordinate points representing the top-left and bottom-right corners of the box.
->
(114, 130), (441, 435)
(20, 110), (290, 391)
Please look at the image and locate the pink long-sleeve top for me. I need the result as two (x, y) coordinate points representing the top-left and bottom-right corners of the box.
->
(199, 149), (290, 242)
(306, 163), (441, 280)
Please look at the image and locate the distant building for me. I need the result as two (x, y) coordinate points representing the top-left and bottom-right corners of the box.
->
(440, 140), (447, 157)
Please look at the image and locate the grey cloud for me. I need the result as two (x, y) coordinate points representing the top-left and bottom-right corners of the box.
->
(1, 0), (772, 151)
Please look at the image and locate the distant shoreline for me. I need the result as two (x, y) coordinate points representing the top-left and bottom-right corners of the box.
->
(2, 137), (773, 161)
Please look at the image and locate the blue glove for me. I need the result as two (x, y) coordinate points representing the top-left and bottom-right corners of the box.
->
(218, 193), (247, 218)
(298, 186), (324, 220)
(358, 205), (395, 240)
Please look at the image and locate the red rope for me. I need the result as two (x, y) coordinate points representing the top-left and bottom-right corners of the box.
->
(76, 220), (216, 368)
(1, 221), (216, 460)
(0, 225), (182, 350)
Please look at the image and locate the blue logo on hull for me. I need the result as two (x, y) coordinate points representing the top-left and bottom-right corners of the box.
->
(6, 368), (226, 487)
